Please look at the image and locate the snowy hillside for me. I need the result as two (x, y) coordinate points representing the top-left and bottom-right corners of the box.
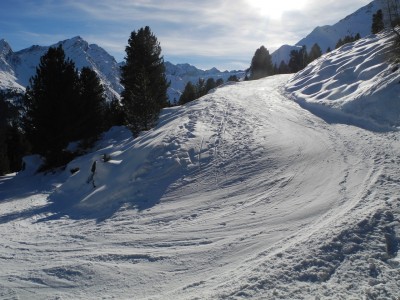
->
(0, 37), (243, 102)
(272, 0), (380, 64)
(286, 30), (400, 128)
(1, 64), (399, 299)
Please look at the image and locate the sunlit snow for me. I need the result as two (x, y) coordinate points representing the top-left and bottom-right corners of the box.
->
(1, 31), (400, 299)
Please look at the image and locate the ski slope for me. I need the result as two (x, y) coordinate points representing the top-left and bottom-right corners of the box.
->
(0, 73), (399, 299)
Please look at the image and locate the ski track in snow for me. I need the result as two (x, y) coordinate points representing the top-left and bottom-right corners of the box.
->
(0, 75), (399, 299)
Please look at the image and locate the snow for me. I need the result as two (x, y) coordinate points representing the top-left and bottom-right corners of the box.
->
(0, 38), (244, 103)
(1, 53), (400, 300)
(271, 44), (301, 65)
(286, 30), (400, 128)
(272, 0), (381, 65)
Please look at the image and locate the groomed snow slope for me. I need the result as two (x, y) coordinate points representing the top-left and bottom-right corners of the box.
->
(0, 75), (399, 299)
(286, 30), (400, 128)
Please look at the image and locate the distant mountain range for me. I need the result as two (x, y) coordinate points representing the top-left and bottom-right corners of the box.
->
(0, 37), (244, 102)
(0, 0), (381, 100)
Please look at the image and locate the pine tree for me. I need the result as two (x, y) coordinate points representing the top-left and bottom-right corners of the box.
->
(23, 46), (107, 169)
(24, 45), (81, 167)
(278, 60), (290, 74)
(249, 46), (274, 80)
(105, 97), (125, 128)
(120, 26), (169, 134)
(288, 46), (308, 73)
(227, 75), (239, 82)
(205, 78), (216, 93)
(179, 81), (196, 105)
(372, 9), (385, 34)
(196, 78), (206, 98)
(0, 92), (10, 175)
(216, 78), (225, 86)
(335, 34), (360, 49)
(308, 43), (322, 63)
(0, 90), (30, 174)
(78, 67), (107, 144)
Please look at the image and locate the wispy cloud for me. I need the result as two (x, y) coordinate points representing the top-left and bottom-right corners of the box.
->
(0, 0), (372, 70)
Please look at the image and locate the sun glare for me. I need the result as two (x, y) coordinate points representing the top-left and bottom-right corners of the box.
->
(246, 0), (307, 19)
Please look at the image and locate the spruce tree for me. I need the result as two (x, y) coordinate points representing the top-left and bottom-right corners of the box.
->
(288, 46), (308, 73)
(24, 46), (107, 169)
(308, 43), (322, 63)
(278, 60), (290, 74)
(0, 92), (10, 174)
(120, 26), (169, 134)
(0, 90), (29, 174)
(216, 78), (225, 86)
(179, 81), (196, 105)
(249, 46), (274, 80)
(227, 75), (239, 82)
(78, 67), (107, 143)
(372, 9), (385, 34)
(24, 45), (81, 167)
(196, 78), (206, 98)
(205, 78), (216, 93)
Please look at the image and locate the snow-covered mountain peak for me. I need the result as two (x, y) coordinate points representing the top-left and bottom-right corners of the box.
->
(0, 39), (12, 57)
(0, 37), (243, 101)
(59, 35), (89, 53)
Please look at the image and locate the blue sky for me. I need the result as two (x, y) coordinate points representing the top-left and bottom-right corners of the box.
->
(0, 0), (371, 70)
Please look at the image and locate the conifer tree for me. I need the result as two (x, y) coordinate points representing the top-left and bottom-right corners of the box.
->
(23, 46), (108, 169)
(105, 97), (125, 128)
(205, 78), (216, 93)
(216, 78), (225, 86)
(0, 92), (10, 174)
(288, 46), (308, 73)
(0, 90), (29, 174)
(249, 46), (274, 80)
(179, 81), (196, 105)
(227, 75), (239, 82)
(120, 26), (169, 134)
(24, 45), (81, 167)
(308, 43), (323, 63)
(196, 78), (206, 98)
(78, 67), (107, 143)
(278, 60), (290, 74)
(372, 9), (385, 34)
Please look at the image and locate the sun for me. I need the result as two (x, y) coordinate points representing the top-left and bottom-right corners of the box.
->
(246, 0), (307, 19)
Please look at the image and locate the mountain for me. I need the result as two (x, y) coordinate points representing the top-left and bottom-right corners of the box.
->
(0, 36), (123, 99)
(1, 29), (400, 298)
(0, 37), (244, 102)
(165, 62), (245, 102)
(272, 0), (381, 64)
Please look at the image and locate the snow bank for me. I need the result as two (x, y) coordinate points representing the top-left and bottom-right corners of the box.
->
(286, 30), (400, 128)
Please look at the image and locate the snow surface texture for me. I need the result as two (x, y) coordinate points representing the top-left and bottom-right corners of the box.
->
(286, 30), (400, 129)
(1, 71), (399, 298)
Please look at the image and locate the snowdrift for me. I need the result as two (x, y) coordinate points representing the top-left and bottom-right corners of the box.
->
(286, 30), (400, 129)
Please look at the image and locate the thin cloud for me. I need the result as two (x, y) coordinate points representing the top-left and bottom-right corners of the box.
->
(0, 0), (373, 70)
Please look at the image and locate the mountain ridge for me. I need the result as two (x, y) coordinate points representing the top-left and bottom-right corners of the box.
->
(271, 0), (380, 64)
(0, 38), (244, 102)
